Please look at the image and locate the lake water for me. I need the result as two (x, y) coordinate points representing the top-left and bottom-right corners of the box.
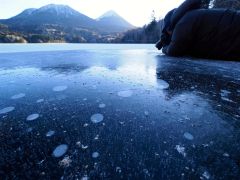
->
(0, 44), (240, 179)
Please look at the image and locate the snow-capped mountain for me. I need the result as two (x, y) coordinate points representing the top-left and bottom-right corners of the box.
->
(97, 10), (135, 32)
(0, 4), (135, 34)
(98, 10), (119, 19)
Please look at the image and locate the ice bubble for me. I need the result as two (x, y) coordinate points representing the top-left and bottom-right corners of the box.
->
(92, 152), (100, 158)
(91, 113), (104, 123)
(157, 80), (169, 89)
(202, 171), (210, 179)
(52, 144), (68, 158)
(11, 93), (26, 99)
(99, 103), (106, 108)
(59, 156), (72, 167)
(221, 97), (234, 103)
(175, 145), (186, 157)
(46, 130), (55, 137)
(36, 99), (44, 103)
(116, 167), (122, 173)
(184, 132), (194, 140)
(26, 113), (39, 121)
(0, 107), (15, 114)
(220, 90), (231, 97)
(144, 111), (149, 116)
(81, 176), (89, 180)
(118, 90), (133, 97)
(53, 86), (68, 92)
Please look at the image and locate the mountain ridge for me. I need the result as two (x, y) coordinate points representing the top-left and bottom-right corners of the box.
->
(0, 4), (135, 33)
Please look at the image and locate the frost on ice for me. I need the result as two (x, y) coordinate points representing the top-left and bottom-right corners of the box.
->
(52, 144), (68, 158)
(11, 93), (26, 99)
(53, 86), (68, 92)
(0, 107), (15, 114)
(118, 90), (133, 97)
(184, 132), (194, 140)
(175, 145), (186, 157)
(92, 152), (100, 158)
(26, 113), (40, 121)
(91, 113), (104, 123)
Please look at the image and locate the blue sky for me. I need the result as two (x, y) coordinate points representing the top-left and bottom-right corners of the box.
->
(0, 0), (184, 26)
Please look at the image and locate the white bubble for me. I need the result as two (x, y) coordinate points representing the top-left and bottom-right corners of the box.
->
(46, 130), (55, 137)
(11, 93), (26, 99)
(26, 114), (39, 121)
(0, 107), (15, 114)
(53, 86), (68, 92)
(52, 144), (68, 158)
(36, 99), (44, 103)
(99, 103), (106, 108)
(175, 145), (186, 157)
(157, 80), (169, 89)
(184, 132), (194, 140)
(92, 152), (100, 158)
(91, 113), (104, 123)
(118, 90), (133, 97)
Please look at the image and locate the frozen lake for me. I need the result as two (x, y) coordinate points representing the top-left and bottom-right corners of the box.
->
(0, 44), (240, 179)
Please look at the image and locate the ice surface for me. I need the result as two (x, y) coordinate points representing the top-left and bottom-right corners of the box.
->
(26, 113), (39, 121)
(11, 93), (26, 99)
(52, 144), (68, 158)
(0, 107), (15, 114)
(53, 86), (68, 92)
(184, 132), (194, 140)
(118, 90), (133, 97)
(92, 152), (100, 158)
(91, 113), (104, 123)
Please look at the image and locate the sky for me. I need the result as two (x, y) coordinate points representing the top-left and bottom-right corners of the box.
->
(0, 0), (184, 26)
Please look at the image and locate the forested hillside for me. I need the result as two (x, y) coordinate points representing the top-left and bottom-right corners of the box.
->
(119, 0), (240, 44)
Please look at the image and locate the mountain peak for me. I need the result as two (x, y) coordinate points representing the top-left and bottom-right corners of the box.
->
(98, 10), (120, 19)
(36, 4), (79, 16)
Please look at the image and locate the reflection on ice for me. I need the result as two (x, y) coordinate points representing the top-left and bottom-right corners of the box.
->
(0, 107), (15, 114)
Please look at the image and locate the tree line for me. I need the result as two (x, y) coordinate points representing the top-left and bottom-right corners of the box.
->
(119, 0), (240, 44)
